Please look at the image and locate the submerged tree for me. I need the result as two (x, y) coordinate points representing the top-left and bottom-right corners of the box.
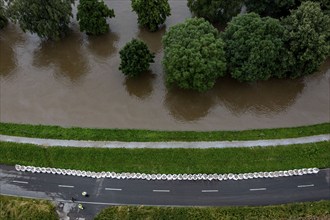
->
(281, 1), (330, 78)
(131, 0), (171, 31)
(187, 0), (244, 23)
(222, 13), (285, 82)
(8, 0), (74, 40)
(119, 39), (155, 77)
(0, 0), (8, 29)
(77, 0), (115, 35)
(163, 18), (226, 92)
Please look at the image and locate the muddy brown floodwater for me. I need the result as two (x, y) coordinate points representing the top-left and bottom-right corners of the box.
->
(0, 0), (329, 131)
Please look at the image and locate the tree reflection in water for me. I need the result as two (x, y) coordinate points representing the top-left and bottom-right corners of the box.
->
(33, 29), (89, 84)
(124, 70), (156, 100)
(164, 87), (216, 122)
(215, 76), (305, 116)
(86, 31), (119, 59)
(0, 24), (24, 79)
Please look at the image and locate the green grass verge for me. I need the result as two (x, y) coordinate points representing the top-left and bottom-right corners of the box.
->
(0, 195), (58, 220)
(1, 141), (329, 173)
(94, 201), (330, 220)
(0, 122), (329, 142)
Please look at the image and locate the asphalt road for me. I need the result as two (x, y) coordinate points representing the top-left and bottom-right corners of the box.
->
(0, 165), (329, 219)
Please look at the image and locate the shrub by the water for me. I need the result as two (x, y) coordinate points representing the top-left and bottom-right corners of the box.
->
(119, 39), (155, 77)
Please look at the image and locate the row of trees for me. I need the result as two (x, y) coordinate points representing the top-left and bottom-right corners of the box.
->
(0, 0), (171, 39)
(187, 0), (329, 23)
(163, 1), (330, 91)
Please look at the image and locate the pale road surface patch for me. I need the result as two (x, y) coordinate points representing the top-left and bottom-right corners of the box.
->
(0, 134), (329, 148)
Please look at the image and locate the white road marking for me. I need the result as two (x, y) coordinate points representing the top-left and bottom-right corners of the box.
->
(105, 188), (122, 191)
(12, 180), (28, 184)
(58, 185), (74, 188)
(153, 189), (170, 193)
(249, 188), (267, 191)
(201, 190), (218, 193)
(297, 184), (314, 188)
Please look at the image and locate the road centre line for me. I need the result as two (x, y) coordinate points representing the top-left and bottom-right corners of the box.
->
(58, 185), (74, 188)
(105, 188), (122, 191)
(297, 184), (314, 188)
(249, 188), (267, 191)
(153, 189), (170, 193)
(12, 180), (28, 184)
(201, 190), (218, 193)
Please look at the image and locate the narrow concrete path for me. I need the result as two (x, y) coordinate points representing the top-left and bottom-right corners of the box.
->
(0, 134), (329, 148)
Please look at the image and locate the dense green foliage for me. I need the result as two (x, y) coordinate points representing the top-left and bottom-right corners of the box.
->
(245, 0), (330, 18)
(281, 1), (330, 78)
(119, 39), (155, 77)
(131, 0), (171, 31)
(0, 0), (7, 29)
(245, 0), (296, 18)
(1, 141), (329, 173)
(0, 195), (58, 220)
(222, 13), (285, 82)
(163, 18), (226, 92)
(77, 0), (115, 35)
(187, 0), (244, 22)
(8, 0), (73, 40)
(0, 122), (329, 142)
(95, 201), (330, 220)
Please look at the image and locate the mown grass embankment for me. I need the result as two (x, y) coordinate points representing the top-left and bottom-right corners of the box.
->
(0, 195), (58, 220)
(1, 141), (329, 173)
(0, 122), (329, 142)
(94, 201), (330, 220)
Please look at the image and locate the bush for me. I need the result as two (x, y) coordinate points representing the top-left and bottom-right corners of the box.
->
(222, 13), (285, 82)
(131, 0), (171, 32)
(8, 0), (73, 40)
(119, 39), (155, 77)
(281, 1), (330, 78)
(162, 18), (226, 92)
(187, 0), (244, 23)
(77, 0), (115, 35)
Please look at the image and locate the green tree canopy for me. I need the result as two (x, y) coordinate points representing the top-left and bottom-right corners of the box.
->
(222, 13), (285, 82)
(281, 1), (330, 78)
(187, 0), (244, 23)
(245, 0), (329, 18)
(162, 18), (226, 92)
(131, 0), (171, 32)
(8, 0), (73, 40)
(0, 0), (8, 29)
(245, 0), (296, 18)
(77, 0), (115, 35)
(119, 39), (155, 77)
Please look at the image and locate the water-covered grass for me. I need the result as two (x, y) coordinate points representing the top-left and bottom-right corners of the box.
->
(0, 141), (329, 173)
(0, 122), (329, 142)
(0, 195), (58, 220)
(94, 201), (330, 220)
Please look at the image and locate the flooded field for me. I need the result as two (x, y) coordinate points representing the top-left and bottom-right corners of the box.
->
(0, 0), (329, 131)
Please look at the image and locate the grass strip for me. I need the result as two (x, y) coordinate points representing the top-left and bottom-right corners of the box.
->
(0, 122), (329, 142)
(94, 200), (330, 220)
(0, 141), (329, 173)
(0, 195), (58, 220)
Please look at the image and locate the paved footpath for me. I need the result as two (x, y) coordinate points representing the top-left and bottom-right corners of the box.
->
(0, 134), (329, 148)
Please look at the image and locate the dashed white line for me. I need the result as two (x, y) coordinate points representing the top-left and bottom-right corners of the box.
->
(105, 188), (122, 191)
(249, 188), (267, 191)
(297, 184), (314, 188)
(153, 190), (170, 193)
(58, 185), (74, 188)
(12, 180), (28, 184)
(201, 190), (218, 193)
